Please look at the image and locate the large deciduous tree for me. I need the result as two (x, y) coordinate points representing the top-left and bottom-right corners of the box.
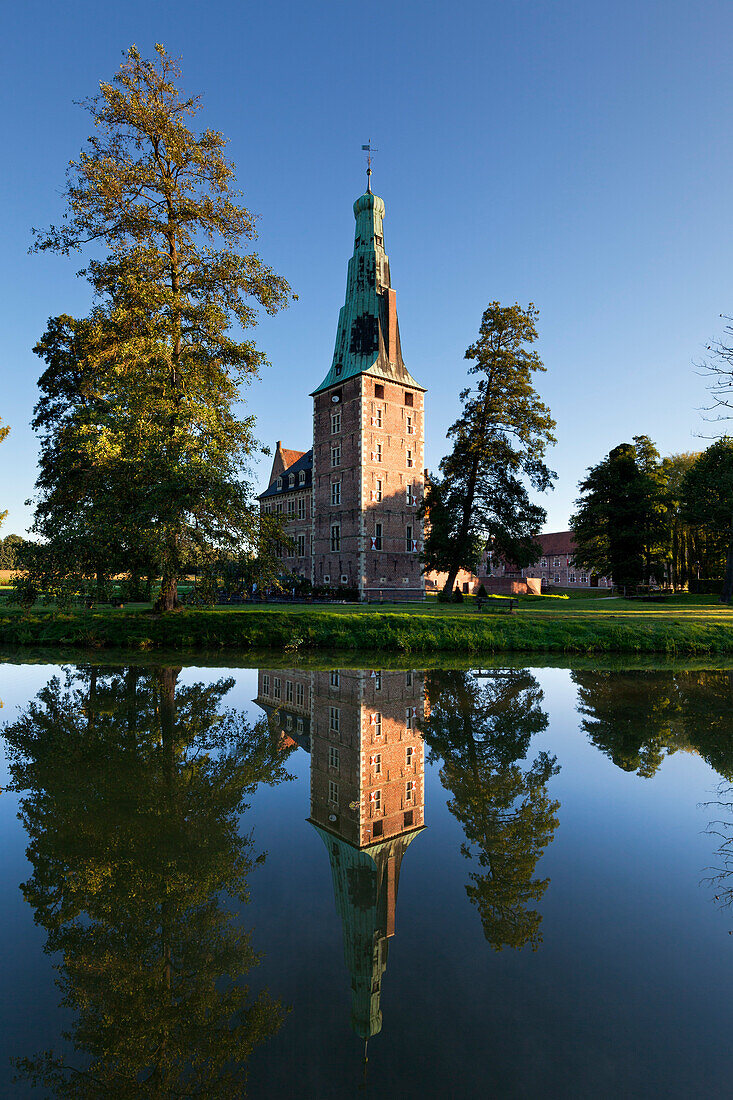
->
(422, 302), (556, 595)
(681, 438), (733, 602)
(570, 435), (669, 590)
(31, 45), (292, 610)
(697, 318), (733, 602)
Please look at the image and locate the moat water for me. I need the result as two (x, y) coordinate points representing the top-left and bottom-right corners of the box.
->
(1, 658), (732, 1098)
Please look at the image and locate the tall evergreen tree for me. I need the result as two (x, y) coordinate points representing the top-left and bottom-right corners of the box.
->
(30, 46), (292, 610)
(570, 436), (669, 590)
(422, 303), (556, 595)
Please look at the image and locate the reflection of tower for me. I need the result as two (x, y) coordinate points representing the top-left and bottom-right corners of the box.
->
(254, 667), (426, 1040)
(309, 669), (426, 1040)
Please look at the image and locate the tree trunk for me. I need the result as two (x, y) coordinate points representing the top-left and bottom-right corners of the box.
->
(156, 571), (179, 612)
(721, 508), (733, 605)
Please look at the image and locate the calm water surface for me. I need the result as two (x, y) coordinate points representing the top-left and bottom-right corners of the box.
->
(1, 660), (732, 1098)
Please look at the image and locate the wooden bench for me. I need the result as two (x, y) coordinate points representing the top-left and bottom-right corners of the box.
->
(476, 597), (517, 615)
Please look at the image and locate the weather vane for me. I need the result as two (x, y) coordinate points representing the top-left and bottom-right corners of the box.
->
(362, 140), (378, 192)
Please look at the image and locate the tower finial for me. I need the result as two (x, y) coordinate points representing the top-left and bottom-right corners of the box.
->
(361, 140), (377, 193)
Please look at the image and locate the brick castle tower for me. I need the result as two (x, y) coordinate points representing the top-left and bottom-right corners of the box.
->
(310, 182), (426, 599)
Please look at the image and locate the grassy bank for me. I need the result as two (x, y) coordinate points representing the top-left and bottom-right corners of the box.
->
(0, 595), (731, 655)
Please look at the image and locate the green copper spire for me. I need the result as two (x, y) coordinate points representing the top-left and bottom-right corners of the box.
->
(311, 189), (425, 395)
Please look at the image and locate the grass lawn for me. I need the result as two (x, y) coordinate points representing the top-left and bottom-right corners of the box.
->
(0, 592), (730, 655)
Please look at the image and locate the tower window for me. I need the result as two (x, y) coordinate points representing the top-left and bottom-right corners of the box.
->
(331, 480), (341, 505)
(373, 442), (382, 462)
(329, 746), (340, 771)
(331, 445), (341, 468)
(334, 364), (342, 377)
(373, 523), (383, 551)
(372, 753), (382, 775)
(406, 745), (414, 767)
(406, 449), (414, 468)
(330, 524), (341, 551)
(374, 478), (382, 502)
(406, 780), (415, 803)
(329, 780), (339, 805)
(374, 383), (384, 399)
(406, 484), (414, 506)
(406, 414), (414, 434)
(372, 407), (383, 427)
(404, 391), (413, 407)
(331, 411), (341, 434)
(298, 534), (306, 556)
(330, 706), (340, 732)
(330, 670), (340, 688)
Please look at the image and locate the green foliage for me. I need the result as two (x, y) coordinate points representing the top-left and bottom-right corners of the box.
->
(424, 302), (556, 594)
(30, 46), (292, 611)
(571, 436), (669, 589)
(421, 670), (559, 950)
(0, 533), (28, 570)
(681, 438), (733, 601)
(477, 583), (487, 598)
(5, 665), (293, 1095)
(451, 587), (464, 603)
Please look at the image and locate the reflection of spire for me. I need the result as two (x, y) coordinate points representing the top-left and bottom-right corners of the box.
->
(312, 825), (420, 1039)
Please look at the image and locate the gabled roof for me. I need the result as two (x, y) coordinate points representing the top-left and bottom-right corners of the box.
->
(259, 448), (313, 500)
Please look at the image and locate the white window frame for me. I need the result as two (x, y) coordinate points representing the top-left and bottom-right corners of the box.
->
(331, 445), (341, 468)
(330, 671), (340, 688)
(262, 674), (270, 696)
(406, 448), (414, 468)
(329, 706), (340, 733)
(298, 496), (306, 520)
(296, 683), (304, 706)
(273, 677), (281, 700)
(328, 780), (339, 805)
(329, 745), (340, 771)
(331, 480), (341, 506)
(331, 411), (341, 434)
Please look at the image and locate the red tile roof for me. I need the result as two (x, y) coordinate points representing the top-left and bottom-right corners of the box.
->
(281, 447), (306, 470)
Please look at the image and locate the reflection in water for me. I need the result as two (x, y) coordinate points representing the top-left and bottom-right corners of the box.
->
(573, 670), (733, 780)
(422, 670), (559, 951)
(4, 666), (292, 1097)
(256, 668), (425, 1047)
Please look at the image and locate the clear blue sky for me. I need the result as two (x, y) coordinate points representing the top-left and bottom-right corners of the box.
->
(2, 0), (731, 535)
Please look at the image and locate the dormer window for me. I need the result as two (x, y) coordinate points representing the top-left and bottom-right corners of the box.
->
(288, 473), (295, 487)
(299, 470), (306, 485)
(276, 477), (283, 491)
(334, 364), (342, 377)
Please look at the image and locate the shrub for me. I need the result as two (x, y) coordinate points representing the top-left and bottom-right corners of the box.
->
(477, 584), (487, 597)
(451, 587), (464, 603)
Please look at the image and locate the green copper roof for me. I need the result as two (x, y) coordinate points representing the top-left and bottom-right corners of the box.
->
(311, 822), (423, 1040)
(312, 190), (425, 396)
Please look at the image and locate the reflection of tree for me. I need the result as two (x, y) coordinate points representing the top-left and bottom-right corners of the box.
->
(573, 670), (682, 778)
(673, 671), (733, 781)
(574, 670), (733, 781)
(422, 670), (559, 951)
(4, 665), (292, 1097)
